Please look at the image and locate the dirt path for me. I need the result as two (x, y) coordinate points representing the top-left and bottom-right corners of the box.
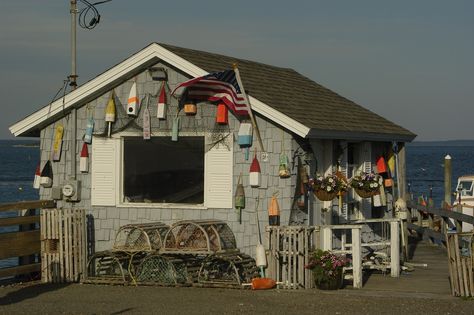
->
(1, 282), (472, 314)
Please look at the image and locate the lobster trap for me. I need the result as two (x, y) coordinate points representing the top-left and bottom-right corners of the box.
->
(113, 223), (170, 252)
(136, 254), (200, 286)
(197, 252), (259, 288)
(84, 250), (147, 285)
(162, 220), (237, 254)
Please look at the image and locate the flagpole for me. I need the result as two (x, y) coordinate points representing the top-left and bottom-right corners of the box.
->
(233, 64), (266, 155)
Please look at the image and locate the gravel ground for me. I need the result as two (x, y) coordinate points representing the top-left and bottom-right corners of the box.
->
(0, 282), (473, 315)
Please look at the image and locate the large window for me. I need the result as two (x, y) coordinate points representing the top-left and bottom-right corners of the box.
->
(123, 137), (205, 204)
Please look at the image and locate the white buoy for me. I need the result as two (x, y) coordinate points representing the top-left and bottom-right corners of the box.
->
(33, 164), (41, 189)
(127, 81), (139, 116)
(40, 161), (53, 188)
(255, 244), (267, 268)
(80, 143), (89, 173)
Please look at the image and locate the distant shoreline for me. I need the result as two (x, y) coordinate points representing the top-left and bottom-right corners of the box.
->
(409, 140), (474, 147)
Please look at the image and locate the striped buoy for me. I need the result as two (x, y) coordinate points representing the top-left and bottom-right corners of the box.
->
(84, 117), (94, 144)
(40, 160), (53, 188)
(235, 174), (245, 224)
(249, 154), (261, 187)
(51, 124), (64, 161)
(268, 195), (280, 226)
(157, 83), (167, 119)
(127, 81), (139, 116)
(238, 122), (253, 147)
(80, 143), (89, 173)
(33, 164), (41, 189)
(105, 91), (116, 137)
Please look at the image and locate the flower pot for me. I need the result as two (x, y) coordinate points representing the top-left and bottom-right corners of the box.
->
(354, 188), (379, 198)
(314, 189), (337, 201)
(315, 269), (343, 290)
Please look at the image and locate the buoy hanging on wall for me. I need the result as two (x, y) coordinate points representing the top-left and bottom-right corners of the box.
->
(171, 116), (180, 142)
(157, 83), (167, 119)
(80, 143), (89, 173)
(105, 91), (116, 137)
(278, 154), (290, 178)
(33, 164), (41, 189)
(249, 154), (261, 187)
(184, 103), (197, 115)
(127, 81), (139, 116)
(40, 160), (53, 188)
(235, 174), (245, 224)
(238, 122), (253, 147)
(143, 97), (151, 140)
(51, 124), (64, 162)
(216, 103), (228, 125)
(268, 195), (280, 226)
(84, 117), (94, 144)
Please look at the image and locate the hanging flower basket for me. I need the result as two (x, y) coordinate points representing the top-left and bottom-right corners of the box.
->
(314, 189), (338, 201)
(354, 188), (379, 199)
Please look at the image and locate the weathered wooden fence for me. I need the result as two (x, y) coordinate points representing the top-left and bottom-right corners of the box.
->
(446, 232), (473, 297)
(0, 200), (55, 279)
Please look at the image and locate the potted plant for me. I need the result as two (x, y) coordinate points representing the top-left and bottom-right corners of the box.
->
(311, 173), (348, 201)
(305, 249), (349, 290)
(350, 172), (382, 198)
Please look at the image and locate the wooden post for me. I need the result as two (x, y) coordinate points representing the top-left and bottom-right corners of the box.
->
(444, 155), (452, 207)
(322, 226), (332, 251)
(398, 143), (407, 200)
(456, 203), (463, 232)
(351, 227), (362, 288)
(390, 220), (400, 277)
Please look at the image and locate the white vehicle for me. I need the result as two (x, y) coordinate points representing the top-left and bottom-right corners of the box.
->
(453, 175), (474, 232)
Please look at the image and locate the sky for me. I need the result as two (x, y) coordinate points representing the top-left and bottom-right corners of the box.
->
(1, 1), (473, 141)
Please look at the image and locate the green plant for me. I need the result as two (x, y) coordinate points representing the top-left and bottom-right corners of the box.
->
(311, 174), (348, 194)
(305, 249), (350, 285)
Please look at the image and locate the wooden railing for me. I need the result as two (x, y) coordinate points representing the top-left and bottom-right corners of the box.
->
(406, 200), (474, 244)
(0, 200), (56, 279)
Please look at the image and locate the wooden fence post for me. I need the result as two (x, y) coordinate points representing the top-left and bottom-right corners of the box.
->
(351, 227), (362, 288)
(390, 220), (400, 277)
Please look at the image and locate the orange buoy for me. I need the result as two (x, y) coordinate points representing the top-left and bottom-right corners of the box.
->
(251, 278), (277, 290)
(268, 195), (280, 226)
(216, 103), (228, 124)
(376, 156), (387, 174)
(184, 103), (197, 115)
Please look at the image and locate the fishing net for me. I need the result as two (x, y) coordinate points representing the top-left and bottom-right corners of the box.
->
(162, 220), (237, 254)
(112, 223), (170, 252)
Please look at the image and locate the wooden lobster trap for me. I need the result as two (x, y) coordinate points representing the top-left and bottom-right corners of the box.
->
(161, 220), (237, 254)
(136, 254), (195, 286)
(113, 223), (170, 252)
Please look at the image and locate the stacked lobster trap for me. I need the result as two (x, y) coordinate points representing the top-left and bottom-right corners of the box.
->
(84, 220), (258, 288)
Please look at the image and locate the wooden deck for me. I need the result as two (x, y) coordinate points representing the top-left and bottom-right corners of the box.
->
(354, 236), (451, 297)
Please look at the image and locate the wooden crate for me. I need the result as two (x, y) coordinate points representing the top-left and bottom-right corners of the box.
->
(446, 232), (474, 297)
(40, 209), (86, 283)
(266, 226), (319, 289)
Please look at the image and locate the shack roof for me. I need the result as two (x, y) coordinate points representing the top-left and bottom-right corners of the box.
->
(10, 42), (415, 141)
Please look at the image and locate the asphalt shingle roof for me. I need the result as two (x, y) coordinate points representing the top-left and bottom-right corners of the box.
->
(160, 43), (415, 140)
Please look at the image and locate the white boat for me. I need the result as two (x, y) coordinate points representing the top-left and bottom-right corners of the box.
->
(453, 175), (474, 232)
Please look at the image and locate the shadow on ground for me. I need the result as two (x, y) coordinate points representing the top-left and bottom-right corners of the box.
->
(0, 282), (70, 306)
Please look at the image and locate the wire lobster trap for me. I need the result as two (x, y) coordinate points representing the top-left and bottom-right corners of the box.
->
(84, 250), (147, 285)
(197, 252), (259, 288)
(113, 223), (170, 252)
(162, 220), (237, 254)
(136, 254), (198, 286)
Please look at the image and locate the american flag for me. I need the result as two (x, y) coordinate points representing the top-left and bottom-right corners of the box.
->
(172, 70), (250, 116)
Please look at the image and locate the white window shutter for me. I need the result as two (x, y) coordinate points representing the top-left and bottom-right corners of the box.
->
(358, 142), (372, 219)
(204, 133), (233, 208)
(91, 137), (118, 206)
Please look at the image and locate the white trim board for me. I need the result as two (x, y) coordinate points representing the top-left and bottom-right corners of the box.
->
(9, 43), (310, 138)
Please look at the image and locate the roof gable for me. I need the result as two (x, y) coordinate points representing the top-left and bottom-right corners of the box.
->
(10, 42), (415, 141)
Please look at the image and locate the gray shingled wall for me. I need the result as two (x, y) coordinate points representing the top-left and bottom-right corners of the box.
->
(39, 61), (306, 256)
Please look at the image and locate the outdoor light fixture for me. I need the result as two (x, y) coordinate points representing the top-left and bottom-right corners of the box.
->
(149, 67), (168, 81)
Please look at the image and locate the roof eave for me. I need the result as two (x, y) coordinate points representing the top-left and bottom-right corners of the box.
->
(306, 128), (417, 142)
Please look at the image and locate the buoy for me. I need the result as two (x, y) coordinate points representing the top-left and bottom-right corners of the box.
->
(184, 103), (197, 115)
(249, 154), (261, 187)
(278, 154), (290, 178)
(143, 99), (151, 140)
(127, 81), (139, 117)
(268, 195), (280, 226)
(238, 122), (253, 147)
(255, 244), (267, 277)
(52, 124), (64, 161)
(84, 117), (94, 144)
(216, 103), (228, 124)
(105, 91), (116, 137)
(33, 164), (41, 189)
(249, 277), (277, 290)
(157, 83), (167, 119)
(235, 174), (245, 224)
(171, 116), (180, 141)
(80, 143), (89, 173)
(376, 156), (387, 174)
(40, 160), (53, 188)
